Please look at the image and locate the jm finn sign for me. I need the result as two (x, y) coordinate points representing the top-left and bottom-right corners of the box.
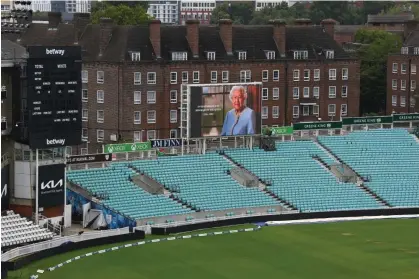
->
(150, 139), (182, 148)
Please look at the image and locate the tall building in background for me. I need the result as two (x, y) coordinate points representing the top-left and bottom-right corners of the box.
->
(180, 0), (216, 25)
(147, 0), (180, 24)
(31, 0), (51, 12)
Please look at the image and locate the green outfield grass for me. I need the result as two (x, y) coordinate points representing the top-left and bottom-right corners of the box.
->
(9, 219), (419, 279)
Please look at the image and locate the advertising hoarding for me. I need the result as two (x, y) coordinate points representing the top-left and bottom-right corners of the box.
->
(67, 153), (112, 165)
(104, 142), (151, 153)
(1, 165), (10, 211)
(38, 164), (65, 208)
(189, 83), (261, 138)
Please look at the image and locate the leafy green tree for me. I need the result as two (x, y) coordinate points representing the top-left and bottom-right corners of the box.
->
(354, 29), (403, 114)
(380, 2), (419, 19)
(210, 2), (254, 24)
(91, 4), (152, 25)
(91, 1), (149, 13)
(309, 1), (364, 24)
(249, 2), (309, 25)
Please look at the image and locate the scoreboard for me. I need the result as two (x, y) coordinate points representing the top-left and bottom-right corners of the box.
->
(27, 46), (82, 149)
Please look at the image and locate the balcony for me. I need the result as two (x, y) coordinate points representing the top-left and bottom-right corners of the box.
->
(1, 117), (11, 136)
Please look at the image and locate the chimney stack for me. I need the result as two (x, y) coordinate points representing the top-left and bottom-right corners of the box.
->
(99, 18), (114, 56)
(219, 19), (233, 55)
(321, 18), (337, 39)
(294, 18), (312, 26)
(271, 19), (286, 57)
(48, 12), (62, 28)
(149, 19), (161, 59)
(186, 19), (200, 58)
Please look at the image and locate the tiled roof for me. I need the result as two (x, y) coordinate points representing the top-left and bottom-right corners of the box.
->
(199, 26), (228, 60)
(335, 25), (363, 34)
(405, 30), (419, 47)
(233, 26), (278, 59)
(1, 39), (27, 61)
(367, 14), (414, 24)
(161, 26), (192, 60)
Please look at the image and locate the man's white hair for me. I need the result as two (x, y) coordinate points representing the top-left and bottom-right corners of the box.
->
(229, 86), (247, 101)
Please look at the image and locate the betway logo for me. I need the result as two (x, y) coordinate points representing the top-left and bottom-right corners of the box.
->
(45, 48), (65, 56)
(41, 179), (63, 190)
(46, 138), (66, 146)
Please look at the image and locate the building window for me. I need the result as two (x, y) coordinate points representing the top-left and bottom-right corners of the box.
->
(293, 70), (300, 81)
(97, 130), (104, 142)
(262, 70), (269, 82)
(392, 79), (397, 90)
(401, 80), (406, 90)
(147, 130), (156, 140)
(182, 71), (188, 83)
(325, 50), (334, 59)
(313, 105), (319, 115)
(82, 109), (88, 121)
(170, 90), (177, 103)
(134, 131), (142, 142)
(314, 69), (320, 81)
(240, 70), (251, 82)
(412, 64), (417, 74)
(411, 97), (416, 107)
(147, 110), (156, 123)
(97, 110), (104, 123)
(131, 52), (140, 61)
(272, 106), (279, 118)
(400, 96), (406, 107)
(193, 71), (199, 83)
(134, 72), (141, 85)
(97, 71), (104, 84)
(302, 70), (309, 82)
(401, 47), (408, 55)
(82, 128), (88, 141)
(207, 52), (215, 60)
(80, 148), (88, 155)
(328, 104), (336, 116)
(211, 71), (217, 83)
(147, 91), (156, 104)
(262, 88), (268, 100)
(329, 86), (336, 98)
(329, 69), (336, 80)
(392, 95), (397, 106)
(342, 68), (348, 80)
(82, 70), (88, 83)
(401, 63), (407, 74)
(170, 110), (177, 123)
(82, 89), (88, 102)
(170, 129), (177, 139)
(261, 106), (268, 119)
(293, 87), (299, 99)
(293, 50), (308, 59)
(222, 71), (229, 83)
(170, 72), (177, 84)
(303, 87), (310, 98)
(272, 88), (279, 100)
(273, 70), (279, 81)
(341, 104), (347, 117)
(303, 105), (309, 116)
(293, 106), (299, 118)
(392, 63), (398, 73)
(266, 51), (275, 60)
(411, 80), (416, 91)
(415, 47), (419, 55)
(134, 91), (141, 104)
(172, 52), (188, 61)
(342, 86), (348, 98)
(313, 87), (319, 98)
(238, 51), (247, 60)
(97, 90), (104, 103)
(134, 111), (141, 124)
(147, 72), (156, 84)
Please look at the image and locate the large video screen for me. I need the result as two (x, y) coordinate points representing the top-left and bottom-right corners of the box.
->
(190, 84), (261, 138)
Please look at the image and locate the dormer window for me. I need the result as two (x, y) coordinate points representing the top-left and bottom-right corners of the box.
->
(325, 50), (334, 59)
(265, 51), (275, 60)
(172, 52), (188, 61)
(131, 52), (141, 61)
(401, 47), (409, 55)
(414, 47), (419, 55)
(207, 51), (216, 60)
(293, 51), (308, 60)
(238, 51), (247, 60)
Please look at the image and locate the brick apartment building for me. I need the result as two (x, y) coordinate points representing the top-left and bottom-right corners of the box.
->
(387, 24), (419, 114)
(4, 12), (360, 154)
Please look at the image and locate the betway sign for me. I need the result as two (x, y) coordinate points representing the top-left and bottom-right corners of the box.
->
(45, 48), (65, 56)
(151, 139), (182, 148)
(46, 138), (66, 146)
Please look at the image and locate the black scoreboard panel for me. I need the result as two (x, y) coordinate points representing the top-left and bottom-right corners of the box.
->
(27, 46), (82, 149)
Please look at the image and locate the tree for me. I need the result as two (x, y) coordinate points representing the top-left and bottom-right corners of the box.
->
(309, 1), (364, 24)
(91, 1), (149, 13)
(380, 2), (419, 19)
(354, 29), (403, 114)
(210, 2), (254, 24)
(91, 4), (152, 25)
(249, 2), (309, 25)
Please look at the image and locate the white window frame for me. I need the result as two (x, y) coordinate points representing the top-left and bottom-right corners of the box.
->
(134, 131), (142, 142)
(238, 51), (247, 60)
(272, 88), (279, 100)
(97, 90), (104, 103)
(401, 47), (408, 55)
(207, 51), (216, 60)
(411, 64), (417, 74)
(147, 72), (156, 84)
(341, 86), (348, 98)
(303, 87), (310, 98)
(97, 130), (104, 143)
(82, 128), (88, 141)
(134, 111), (141, 124)
(313, 87), (319, 98)
(82, 70), (88, 83)
(401, 63), (407, 74)
(293, 106), (299, 118)
(266, 51), (275, 60)
(313, 105), (319, 116)
(293, 87), (299, 99)
(293, 70), (300, 81)
(170, 72), (178, 84)
(147, 130), (156, 140)
(314, 69), (320, 81)
(273, 70), (279, 81)
(240, 70), (251, 82)
(147, 91), (156, 104)
(170, 110), (178, 123)
(134, 72), (141, 85)
(82, 89), (88, 102)
(82, 109), (88, 121)
(134, 91), (141, 104)
(415, 47), (419, 55)
(272, 106), (279, 118)
(392, 79), (397, 90)
(261, 106), (268, 119)
(81, 148), (88, 155)
(303, 105), (309, 116)
(329, 86), (336, 98)
(329, 69), (336, 80)
(262, 70), (269, 82)
(392, 63), (398, 73)
(131, 52), (141, 61)
(401, 80), (406, 91)
(342, 68), (348, 80)
(411, 80), (416, 91)
(400, 96), (406, 107)
(326, 50), (334, 59)
(193, 71), (199, 83)
(182, 71), (188, 83)
(172, 52), (188, 61)
(304, 69), (310, 81)
(262, 88), (268, 100)
(392, 95), (397, 106)
(341, 104), (347, 116)
(222, 71), (229, 83)
(97, 110), (104, 123)
(328, 104), (336, 116)
(97, 71), (104, 84)
(211, 71), (217, 83)
(147, 110), (156, 124)
(170, 90), (177, 103)
(294, 51), (308, 59)
(170, 129), (178, 139)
